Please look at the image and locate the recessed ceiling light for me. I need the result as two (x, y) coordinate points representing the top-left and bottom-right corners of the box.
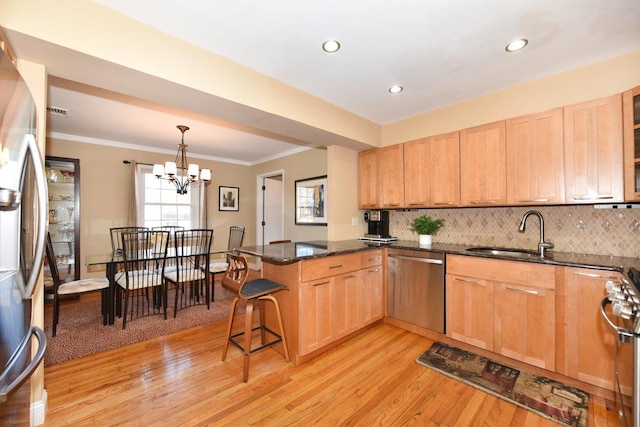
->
(322, 40), (341, 53)
(389, 85), (403, 94)
(505, 38), (528, 52)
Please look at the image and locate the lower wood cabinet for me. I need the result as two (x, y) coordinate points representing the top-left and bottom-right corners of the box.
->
(446, 273), (494, 350)
(298, 250), (383, 357)
(494, 281), (555, 370)
(446, 255), (635, 395)
(446, 255), (556, 371)
(558, 267), (633, 395)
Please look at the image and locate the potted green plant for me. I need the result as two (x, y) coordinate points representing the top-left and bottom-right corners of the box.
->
(410, 215), (444, 246)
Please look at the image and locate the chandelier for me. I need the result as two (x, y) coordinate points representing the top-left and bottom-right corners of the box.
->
(152, 125), (212, 195)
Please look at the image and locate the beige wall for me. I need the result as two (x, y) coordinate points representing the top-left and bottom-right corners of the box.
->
(251, 148), (329, 242)
(383, 49), (640, 145)
(327, 145), (365, 240)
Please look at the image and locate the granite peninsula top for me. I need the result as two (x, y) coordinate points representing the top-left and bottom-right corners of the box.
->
(237, 239), (639, 273)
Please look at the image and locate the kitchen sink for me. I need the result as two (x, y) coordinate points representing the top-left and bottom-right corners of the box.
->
(466, 246), (541, 259)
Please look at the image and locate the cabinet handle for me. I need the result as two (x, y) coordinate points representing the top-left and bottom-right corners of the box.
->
(571, 195), (614, 200)
(434, 202), (456, 206)
(470, 200), (496, 204)
(572, 271), (619, 279)
(344, 273), (358, 279)
(368, 268), (380, 273)
(313, 281), (331, 286)
(454, 278), (483, 286)
(384, 203), (400, 207)
(516, 198), (549, 203)
(368, 257), (381, 262)
(408, 202), (428, 206)
(504, 286), (539, 295)
(329, 264), (345, 269)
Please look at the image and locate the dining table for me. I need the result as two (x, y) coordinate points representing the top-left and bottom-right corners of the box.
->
(85, 246), (228, 325)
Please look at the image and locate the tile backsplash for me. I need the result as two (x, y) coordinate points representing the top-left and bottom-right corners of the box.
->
(390, 205), (640, 259)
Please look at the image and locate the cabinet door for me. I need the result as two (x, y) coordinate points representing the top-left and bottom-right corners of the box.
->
(623, 85), (640, 201)
(332, 271), (360, 339)
(446, 274), (493, 350)
(359, 264), (383, 327)
(564, 94), (623, 203)
(403, 138), (430, 208)
(429, 131), (460, 207)
(493, 282), (555, 370)
(460, 121), (507, 206)
(299, 278), (334, 355)
(561, 267), (633, 395)
(44, 156), (80, 292)
(379, 144), (404, 208)
(358, 149), (379, 209)
(507, 108), (565, 204)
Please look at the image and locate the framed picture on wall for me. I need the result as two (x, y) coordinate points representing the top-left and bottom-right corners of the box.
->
(219, 186), (239, 211)
(295, 175), (327, 225)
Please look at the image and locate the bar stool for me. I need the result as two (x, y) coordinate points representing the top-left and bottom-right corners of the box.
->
(221, 254), (290, 382)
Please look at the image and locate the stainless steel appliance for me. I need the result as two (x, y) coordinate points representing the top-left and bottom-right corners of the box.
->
(364, 210), (390, 238)
(601, 268), (640, 427)
(387, 248), (445, 333)
(0, 41), (48, 425)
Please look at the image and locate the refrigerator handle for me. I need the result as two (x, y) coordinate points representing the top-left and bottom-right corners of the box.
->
(19, 134), (48, 298)
(0, 326), (47, 404)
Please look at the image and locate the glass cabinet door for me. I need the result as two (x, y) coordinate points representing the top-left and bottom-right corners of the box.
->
(44, 156), (80, 292)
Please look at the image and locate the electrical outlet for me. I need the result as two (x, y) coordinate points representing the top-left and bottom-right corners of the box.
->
(351, 216), (359, 226)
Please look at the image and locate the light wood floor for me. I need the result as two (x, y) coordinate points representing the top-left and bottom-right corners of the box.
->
(43, 316), (626, 426)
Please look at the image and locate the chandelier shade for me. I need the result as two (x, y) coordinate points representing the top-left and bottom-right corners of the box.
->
(153, 125), (212, 195)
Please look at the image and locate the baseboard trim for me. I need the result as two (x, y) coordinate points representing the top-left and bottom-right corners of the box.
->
(31, 389), (47, 427)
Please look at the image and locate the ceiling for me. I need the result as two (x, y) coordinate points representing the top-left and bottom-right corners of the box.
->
(9, 0), (640, 164)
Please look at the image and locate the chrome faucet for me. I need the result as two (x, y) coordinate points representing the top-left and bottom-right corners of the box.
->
(518, 210), (554, 258)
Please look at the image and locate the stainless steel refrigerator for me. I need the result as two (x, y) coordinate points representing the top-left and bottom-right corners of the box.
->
(0, 41), (48, 425)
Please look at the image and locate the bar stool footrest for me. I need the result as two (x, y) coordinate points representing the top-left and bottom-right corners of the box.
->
(228, 325), (284, 354)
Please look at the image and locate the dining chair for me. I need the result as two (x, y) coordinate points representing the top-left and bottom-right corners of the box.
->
(151, 225), (185, 272)
(164, 229), (213, 317)
(116, 229), (170, 329)
(221, 254), (290, 382)
(208, 225), (245, 301)
(110, 226), (148, 255)
(45, 232), (109, 336)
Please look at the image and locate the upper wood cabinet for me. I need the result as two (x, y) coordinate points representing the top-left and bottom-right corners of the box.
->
(460, 121), (507, 206)
(358, 149), (379, 209)
(507, 108), (565, 205)
(623, 85), (640, 201)
(429, 131), (460, 207)
(358, 145), (404, 209)
(564, 94), (623, 203)
(403, 138), (430, 208)
(379, 144), (404, 208)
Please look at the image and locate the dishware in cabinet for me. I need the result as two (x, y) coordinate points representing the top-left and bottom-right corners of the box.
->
(44, 156), (80, 292)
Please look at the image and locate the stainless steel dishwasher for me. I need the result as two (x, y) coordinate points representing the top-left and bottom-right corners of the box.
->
(387, 248), (445, 333)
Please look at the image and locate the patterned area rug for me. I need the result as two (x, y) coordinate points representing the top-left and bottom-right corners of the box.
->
(44, 280), (243, 366)
(417, 342), (589, 427)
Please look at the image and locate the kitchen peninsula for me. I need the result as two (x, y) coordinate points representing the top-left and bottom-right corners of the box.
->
(239, 239), (637, 399)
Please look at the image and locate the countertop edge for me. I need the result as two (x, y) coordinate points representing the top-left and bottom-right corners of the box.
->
(237, 240), (638, 272)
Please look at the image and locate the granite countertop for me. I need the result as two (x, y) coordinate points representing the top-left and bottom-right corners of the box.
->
(237, 239), (640, 273)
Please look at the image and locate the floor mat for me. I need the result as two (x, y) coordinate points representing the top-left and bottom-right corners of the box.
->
(416, 341), (589, 427)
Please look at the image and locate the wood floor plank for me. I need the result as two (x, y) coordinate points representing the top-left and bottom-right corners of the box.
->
(43, 317), (627, 426)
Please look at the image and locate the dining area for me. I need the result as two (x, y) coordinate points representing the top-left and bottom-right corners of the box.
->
(42, 225), (247, 365)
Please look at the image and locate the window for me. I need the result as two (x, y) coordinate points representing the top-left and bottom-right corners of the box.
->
(136, 164), (204, 229)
